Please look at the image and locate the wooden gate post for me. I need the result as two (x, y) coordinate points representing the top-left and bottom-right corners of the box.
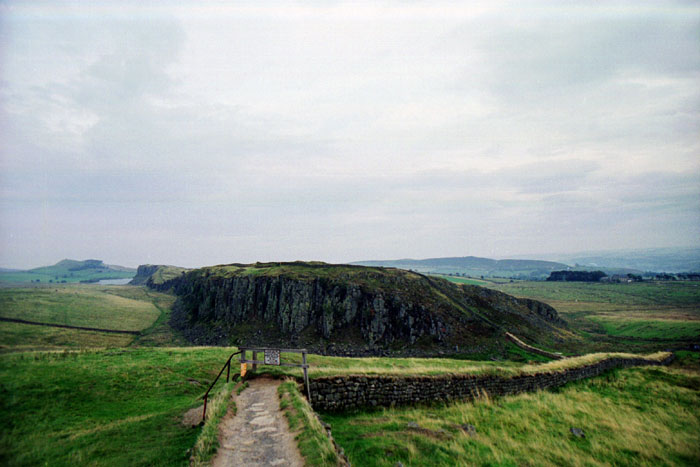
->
(302, 351), (311, 401)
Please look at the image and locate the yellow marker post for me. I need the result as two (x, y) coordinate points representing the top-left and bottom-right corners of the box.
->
(240, 363), (247, 378)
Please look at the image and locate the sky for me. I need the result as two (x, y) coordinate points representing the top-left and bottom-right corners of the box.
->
(1, 1), (698, 269)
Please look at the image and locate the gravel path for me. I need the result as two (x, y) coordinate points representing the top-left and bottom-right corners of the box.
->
(212, 378), (304, 467)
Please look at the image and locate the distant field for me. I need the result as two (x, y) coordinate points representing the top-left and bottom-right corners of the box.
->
(483, 281), (700, 349)
(590, 316), (700, 340)
(431, 274), (493, 286)
(323, 362), (700, 466)
(0, 285), (180, 351)
(0, 321), (135, 350)
(490, 281), (700, 306)
(0, 286), (159, 332)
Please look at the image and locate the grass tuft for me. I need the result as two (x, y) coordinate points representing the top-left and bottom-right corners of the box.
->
(278, 379), (340, 466)
(190, 381), (235, 466)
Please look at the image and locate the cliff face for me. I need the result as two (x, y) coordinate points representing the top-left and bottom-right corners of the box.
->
(139, 262), (567, 356)
(129, 265), (161, 285)
(129, 264), (190, 286)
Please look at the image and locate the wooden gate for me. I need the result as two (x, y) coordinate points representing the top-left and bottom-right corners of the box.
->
(239, 347), (311, 400)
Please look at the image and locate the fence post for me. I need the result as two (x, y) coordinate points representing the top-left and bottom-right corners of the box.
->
(252, 350), (258, 371)
(226, 358), (230, 382)
(302, 351), (311, 401)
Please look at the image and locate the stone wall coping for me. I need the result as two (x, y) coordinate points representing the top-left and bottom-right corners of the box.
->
(308, 354), (673, 383)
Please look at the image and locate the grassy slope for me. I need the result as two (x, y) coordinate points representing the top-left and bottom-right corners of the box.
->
(0, 286), (160, 331)
(430, 274), (493, 286)
(0, 322), (135, 351)
(0, 285), (184, 352)
(191, 380), (237, 466)
(279, 380), (339, 466)
(0, 347), (240, 467)
(148, 266), (190, 285)
(323, 362), (700, 466)
(1, 346), (673, 467)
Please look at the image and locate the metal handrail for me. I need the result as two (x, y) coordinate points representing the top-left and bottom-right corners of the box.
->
(201, 350), (242, 423)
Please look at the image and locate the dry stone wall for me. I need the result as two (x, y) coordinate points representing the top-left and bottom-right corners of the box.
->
(309, 355), (673, 412)
(505, 332), (564, 359)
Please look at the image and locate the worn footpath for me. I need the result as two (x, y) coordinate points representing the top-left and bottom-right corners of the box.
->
(212, 378), (304, 467)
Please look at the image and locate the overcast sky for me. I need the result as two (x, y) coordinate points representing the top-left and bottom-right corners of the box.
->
(1, 1), (698, 269)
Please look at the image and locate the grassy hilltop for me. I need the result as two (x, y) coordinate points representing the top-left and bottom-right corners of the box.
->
(146, 261), (574, 357)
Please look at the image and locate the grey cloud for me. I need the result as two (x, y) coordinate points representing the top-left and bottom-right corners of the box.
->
(467, 9), (700, 99)
(0, 2), (698, 268)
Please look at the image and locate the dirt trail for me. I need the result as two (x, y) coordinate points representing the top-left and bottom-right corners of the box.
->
(212, 378), (304, 467)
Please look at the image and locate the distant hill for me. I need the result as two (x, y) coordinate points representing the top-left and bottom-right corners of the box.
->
(559, 247), (700, 273)
(0, 259), (136, 284)
(352, 256), (569, 280)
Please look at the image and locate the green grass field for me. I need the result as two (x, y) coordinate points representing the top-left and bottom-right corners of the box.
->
(0, 286), (159, 331)
(491, 281), (700, 306)
(0, 347), (237, 466)
(431, 274), (493, 286)
(590, 316), (700, 340)
(323, 363), (700, 466)
(0, 346), (684, 467)
(0, 321), (136, 350)
(0, 285), (181, 351)
(1, 280), (698, 466)
(482, 281), (700, 350)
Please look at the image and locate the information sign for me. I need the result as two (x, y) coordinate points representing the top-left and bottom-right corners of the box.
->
(264, 349), (281, 365)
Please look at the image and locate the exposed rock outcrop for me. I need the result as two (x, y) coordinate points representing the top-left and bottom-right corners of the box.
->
(136, 262), (568, 356)
(129, 265), (161, 285)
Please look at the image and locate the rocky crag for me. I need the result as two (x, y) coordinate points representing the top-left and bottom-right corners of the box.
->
(138, 262), (569, 357)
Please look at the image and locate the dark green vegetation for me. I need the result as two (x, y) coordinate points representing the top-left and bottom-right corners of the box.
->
(547, 270), (608, 282)
(0, 347), (238, 466)
(147, 261), (571, 357)
(486, 280), (700, 352)
(323, 362), (700, 466)
(0, 259), (135, 284)
(353, 256), (568, 279)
